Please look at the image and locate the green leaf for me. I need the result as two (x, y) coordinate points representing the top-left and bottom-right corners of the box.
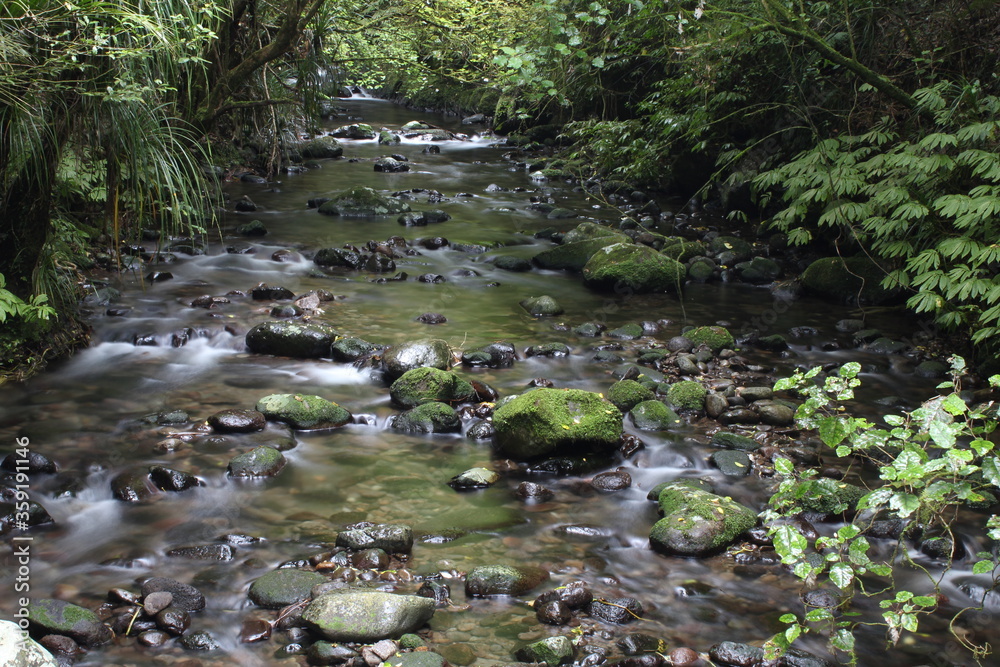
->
(779, 613), (799, 623)
(830, 628), (855, 653)
(784, 624), (801, 645)
(829, 562), (854, 589)
(911, 595), (937, 608)
(773, 525), (808, 561)
(941, 393), (967, 416)
(972, 559), (996, 575)
(805, 607), (833, 622)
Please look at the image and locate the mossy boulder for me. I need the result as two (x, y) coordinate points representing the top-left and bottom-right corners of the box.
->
(515, 636), (575, 666)
(650, 483), (757, 556)
(331, 123), (377, 139)
(337, 523), (413, 553)
(255, 394), (351, 430)
(332, 337), (382, 362)
(465, 565), (550, 597)
(300, 136), (344, 159)
(792, 478), (867, 515)
(533, 236), (630, 272)
(27, 599), (112, 647)
(227, 446), (286, 478)
(382, 339), (453, 379)
(607, 380), (656, 412)
(582, 243), (685, 293)
(520, 295), (564, 316)
(708, 235), (753, 262)
(661, 240), (706, 263)
(800, 255), (899, 304)
(302, 591), (435, 642)
(629, 400), (681, 431)
(711, 431), (761, 451)
(684, 325), (735, 352)
(493, 389), (623, 459)
(389, 367), (476, 408)
(248, 569), (328, 609)
(736, 256), (782, 284)
(245, 320), (339, 358)
(562, 222), (620, 244)
(318, 186), (411, 217)
(390, 403), (462, 434)
(665, 380), (708, 412)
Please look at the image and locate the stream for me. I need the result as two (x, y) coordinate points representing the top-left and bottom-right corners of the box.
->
(0, 97), (994, 667)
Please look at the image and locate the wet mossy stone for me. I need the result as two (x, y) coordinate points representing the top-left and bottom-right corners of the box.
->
(337, 523), (413, 553)
(683, 325), (734, 353)
(607, 380), (656, 412)
(492, 255), (533, 272)
(207, 408), (266, 433)
(520, 295), (564, 316)
(390, 403), (461, 434)
(300, 136), (344, 159)
(236, 219), (268, 237)
(710, 450), (752, 477)
(313, 247), (364, 269)
(389, 367), (476, 408)
(179, 631), (220, 651)
(248, 569), (327, 609)
(302, 591), (435, 642)
(245, 320), (339, 358)
(255, 394), (351, 430)
(800, 255), (899, 304)
(27, 599), (112, 647)
(736, 256), (781, 284)
(514, 635), (575, 666)
(650, 483), (757, 556)
(661, 240), (706, 263)
(462, 341), (516, 367)
(492, 388), (623, 459)
(687, 258), (715, 282)
(227, 446), (286, 478)
(318, 186), (411, 217)
(588, 597), (644, 625)
(525, 342), (571, 357)
(379, 130), (401, 145)
(708, 235), (753, 262)
(331, 123), (376, 139)
(111, 469), (155, 503)
(149, 465), (203, 492)
(629, 400), (681, 431)
(382, 339), (452, 380)
(331, 337), (381, 362)
(465, 564), (550, 597)
(755, 400), (795, 426)
(533, 236), (629, 272)
(607, 323), (644, 340)
(562, 221), (619, 244)
(582, 243), (685, 294)
(665, 380), (707, 412)
(792, 478), (866, 515)
(711, 431), (760, 451)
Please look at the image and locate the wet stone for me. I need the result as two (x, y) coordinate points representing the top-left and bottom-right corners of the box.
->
(337, 523), (413, 554)
(465, 564), (550, 597)
(2, 451), (57, 474)
(525, 343), (570, 357)
(514, 635), (575, 666)
(179, 631), (220, 651)
(143, 591), (173, 616)
(718, 408), (759, 425)
(208, 409), (267, 433)
(140, 579), (206, 613)
(515, 481), (554, 501)
(417, 580), (451, 605)
(166, 544), (235, 561)
(588, 596), (643, 624)
(417, 312), (447, 324)
(617, 633), (664, 655)
(138, 629), (170, 647)
(240, 618), (272, 643)
(449, 467), (500, 490)
(710, 449), (752, 477)
(149, 465), (203, 492)
(227, 446), (286, 478)
(591, 470), (632, 492)
(536, 599), (572, 625)
(110, 469), (155, 503)
(155, 608), (191, 635)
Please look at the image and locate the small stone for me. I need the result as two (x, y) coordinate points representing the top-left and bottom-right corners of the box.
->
(143, 591), (173, 616)
(516, 481), (554, 501)
(448, 467), (499, 490)
(155, 608), (191, 635)
(240, 618), (272, 643)
(591, 470), (632, 492)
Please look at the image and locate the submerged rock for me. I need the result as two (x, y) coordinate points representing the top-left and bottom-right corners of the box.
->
(227, 446), (286, 478)
(318, 186), (410, 216)
(465, 564), (549, 596)
(390, 403), (462, 434)
(27, 599), (112, 647)
(302, 591), (434, 642)
(492, 388), (623, 459)
(336, 523), (414, 553)
(514, 635), (575, 666)
(520, 295), (564, 316)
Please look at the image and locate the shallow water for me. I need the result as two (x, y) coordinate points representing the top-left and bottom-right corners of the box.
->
(0, 98), (991, 666)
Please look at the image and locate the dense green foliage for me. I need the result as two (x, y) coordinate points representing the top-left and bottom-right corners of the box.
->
(764, 359), (1000, 663)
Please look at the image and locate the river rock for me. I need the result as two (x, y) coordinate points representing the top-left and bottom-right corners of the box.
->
(514, 636), (575, 666)
(255, 393), (351, 429)
(245, 320), (339, 358)
(525, 342), (570, 357)
(588, 596), (643, 624)
(207, 408), (266, 433)
(302, 591), (434, 642)
(492, 255), (532, 272)
(390, 402), (461, 434)
(801, 255), (898, 304)
(375, 157), (409, 172)
(520, 295), (564, 316)
(711, 431), (760, 451)
(141, 578), (206, 612)
(665, 380), (707, 412)
(629, 400), (681, 431)
(492, 388), (623, 459)
(533, 235), (629, 272)
(318, 186), (410, 216)
(166, 544), (235, 561)
(683, 325), (734, 352)
(382, 339), (452, 379)
(650, 482), (757, 556)
(0, 620), (58, 667)
(449, 467), (500, 490)
(2, 451), (57, 474)
(179, 631), (220, 651)
(27, 600), (111, 647)
(110, 469), (156, 502)
(336, 523), (413, 553)
(154, 608), (190, 635)
(718, 408), (759, 425)
(300, 136), (344, 159)
(236, 219), (267, 237)
(331, 123), (376, 139)
(465, 564), (549, 596)
(249, 569), (328, 609)
(148, 465), (203, 492)
(710, 450), (752, 476)
(705, 392), (728, 418)
(608, 380), (656, 412)
(708, 235), (753, 261)
(331, 337), (381, 362)
(227, 446), (286, 478)
(313, 247), (363, 269)
(582, 243), (685, 293)
(389, 367), (476, 408)
(462, 341), (516, 367)
(592, 470), (632, 491)
(755, 400), (796, 426)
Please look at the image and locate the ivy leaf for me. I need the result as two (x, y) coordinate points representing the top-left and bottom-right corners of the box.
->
(829, 562), (855, 589)
(773, 525), (808, 562)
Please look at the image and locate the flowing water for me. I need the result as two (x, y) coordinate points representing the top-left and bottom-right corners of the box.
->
(0, 98), (992, 666)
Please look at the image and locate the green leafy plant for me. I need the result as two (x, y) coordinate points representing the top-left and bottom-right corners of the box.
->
(0, 273), (55, 324)
(762, 358), (1000, 663)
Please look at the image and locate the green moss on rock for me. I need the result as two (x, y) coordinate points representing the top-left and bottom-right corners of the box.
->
(629, 400), (681, 431)
(661, 240), (706, 263)
(255, 393), (351, 429)
(800, 255), (899, 304)
(651, 483), (757, 556)
(665, 380), (708, 412)
(684, 326), (735, 352)
(318, 186), (411, 217)
(582, 243), (685, 293)
(607, 380), (656, 412)
(389, 367), (475, 408)
(533, 236), (628, 271)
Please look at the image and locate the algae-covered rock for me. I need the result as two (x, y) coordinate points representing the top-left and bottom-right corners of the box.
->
(389, 367), (476, 408)
(493, 388), (623, 459)
(562, 222), (620, 244)
(302, 591), (434, 642)
(650, 483), (756, 556)
(300, 136), (344, 159)
(520, 295), (564, 316)
(227, 446), (286, 478)
(514, 636), (575, 666)
(465, 564), (549, 597)
(661, 240), (706, 263)
(27, 599), (112, 647)
(607, 380), (656, 412)
(582, 243), (685, 293)
(331, 123), (377, 139)
(248, 569), (327, 609)
(800, 255), (899, 304)
(245, 320), (339, 358)
(665, 380), (707, 412)
(255, 394), (351, 430)
(533, 236), (628, 272)
(629, 400), (681, 431)
(711, 431), (760, 451)
(792, 478), (867, 515)
(390, 403), (461, 434)
(336, 523), (413, 553)
(708, 235), (753, 262)
(318, 186), (411, 217)
(683, 325), (734, 352)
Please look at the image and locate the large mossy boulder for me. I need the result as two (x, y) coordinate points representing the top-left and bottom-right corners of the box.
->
(330, 123), (377, 139)
(649, 483), (756, 556)
(562, 222), (619, 244)
(390, 403), (462, 434)
(629, 400), (681, 431)
(493, 389), (623, 459)
(300, 136), (344, 159)
(27, 599), (112, 647)
(607, 379), (656, 412)
(245, 320), (339, 358)
(389, 367), (475, 408)
(582, 243), (685, 293)
(708, 235), (753, 262)
(533, 236), (628, 272)
(382, 339), (453, 379)
(302, 591), (435, 642)
(683, 325), (735, 353)
(665, 380), (708, 412)
(255, 394), (351, 430)
(318, 187), (411, 217)
(661, 240), (706, 263)
(249, 569), (328, 609)
(800, 255), (899, 304)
